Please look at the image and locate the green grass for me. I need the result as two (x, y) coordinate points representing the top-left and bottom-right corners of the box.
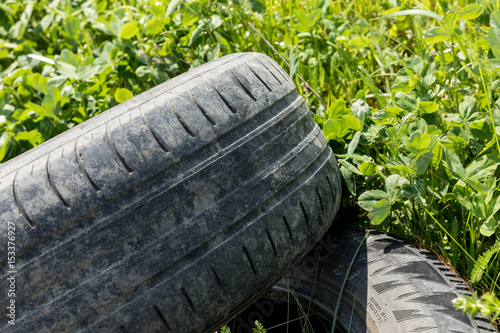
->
(1, 0), (500, 324)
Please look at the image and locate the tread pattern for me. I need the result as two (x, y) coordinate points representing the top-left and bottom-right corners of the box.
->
(243, 246), (258, 275)
(105, 122), (135, 173)
(74, 139), (102, 192)
(12, 171), (35, 228)
(205, 77), (238, 114)
(140, 107), (171, 153)
(165, 93), (196, 138)
(276, 228), (497, 333)
(0, 53), (341, 332)
(226, 67), (257, 101)
(153, 304), (172, 331)
(252, 56), (281, 83)
(45, 154), (70, 209)
(185, 87), (217, 126)
(242, 61), (273, 92)
(282, 216), (294, 245)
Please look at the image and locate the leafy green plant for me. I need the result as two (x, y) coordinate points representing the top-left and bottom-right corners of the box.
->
(3, 0), (500, 325)
(0, 0), (414, 163)
(471, 241), (500, 284)
(454, 292), (500, 323)
(216, 321), (267, 333)
(252, 321), (267, 333)
(0, 0), (253, 162)
(218, 324), (233, 333)
(314, 3), (500, 322)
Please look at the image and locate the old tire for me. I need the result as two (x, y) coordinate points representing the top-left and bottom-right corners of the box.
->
(236, 227), (497, 333)
(0, 53), (341, 332)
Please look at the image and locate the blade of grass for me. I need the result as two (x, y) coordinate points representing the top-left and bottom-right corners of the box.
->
(347, 290), (357, 332)
(376, 9), (442, 22)
(425, 208), (477, 263)
(331, 231), (369, 333)
(247, 22), (327, 110)
(280, 281), (316, 331)
(478, 63), (500, 155)
(304, 243), (324, 331)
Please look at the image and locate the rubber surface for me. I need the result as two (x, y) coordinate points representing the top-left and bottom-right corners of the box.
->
(264, 227), (497, 333)
(0, 52), (341, 332)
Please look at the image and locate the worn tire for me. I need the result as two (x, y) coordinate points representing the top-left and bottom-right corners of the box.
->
(254, 227), (496, 332)
(0, 53), (341, 332)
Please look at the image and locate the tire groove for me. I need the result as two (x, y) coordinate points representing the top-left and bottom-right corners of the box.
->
(264, 57), (289, 82)
(164, 93), (196, 138)
(74, 139), (101, 192)
(299, 201), (310, 229)
(105, 123), (134, 174)
(46, 154), (70, 209)
(315, 188), (324, 214)
(326, 176), (335, 202)
(211, 267), (225, 292)
(266, 229), (278, 257)
(252, 55), (282, 85)
(180, 288), (198, 315)
(12, 170), (36, 228)
(140, 106), (170, 153)
(243, 246), (257, 275)
(187, 85), (217, 126)
(283, 216), (294, 245)
(153, 305), (172, 331)
(225, 67), (257, 101)
(242, 60), (273, 92)
(205, 77), (238, 113)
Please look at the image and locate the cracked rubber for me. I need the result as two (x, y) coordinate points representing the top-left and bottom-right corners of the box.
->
(265, 227), (497, 333)
(0, 52), (341, 332)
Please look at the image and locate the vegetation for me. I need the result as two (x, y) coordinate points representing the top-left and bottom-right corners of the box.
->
(219, 321), (267, 333)
(1, 0), (500, 326)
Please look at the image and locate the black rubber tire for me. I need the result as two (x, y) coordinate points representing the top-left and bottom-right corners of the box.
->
(237, 227), (497, 333)
(0, 53), (341, 332)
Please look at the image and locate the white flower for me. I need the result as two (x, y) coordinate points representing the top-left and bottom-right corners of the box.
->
(352, 99), (369, 122)
(245, 31), (250, 38)
(155, 1), (164, 5)
(222, 5), (226, 9)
